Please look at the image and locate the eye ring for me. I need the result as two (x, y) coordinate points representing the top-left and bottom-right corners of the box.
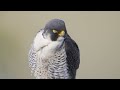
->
(52, 30), (58, 33)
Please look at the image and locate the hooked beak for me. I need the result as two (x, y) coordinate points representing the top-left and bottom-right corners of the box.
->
(58, 30), (65, 37)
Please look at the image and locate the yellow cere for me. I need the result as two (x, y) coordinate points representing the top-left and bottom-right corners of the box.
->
(59, 30), (65, 36)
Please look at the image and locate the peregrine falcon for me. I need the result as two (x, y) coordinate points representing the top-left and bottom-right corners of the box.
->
(28, 19), (80, 79)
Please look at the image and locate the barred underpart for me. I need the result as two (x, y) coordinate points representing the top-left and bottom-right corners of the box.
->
(29, 43), (70, 79)
(28, 44), (37, 75)
(47, 44), (69, 79)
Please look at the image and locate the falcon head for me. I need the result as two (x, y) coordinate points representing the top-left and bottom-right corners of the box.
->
(42, 19), (67, 41)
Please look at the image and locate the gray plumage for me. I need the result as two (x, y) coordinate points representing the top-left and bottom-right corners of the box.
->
(28, 19), (80, 79)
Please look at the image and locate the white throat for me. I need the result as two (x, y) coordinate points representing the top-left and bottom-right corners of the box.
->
(33, 29), (65, 58)
(33, 30), (51, 51)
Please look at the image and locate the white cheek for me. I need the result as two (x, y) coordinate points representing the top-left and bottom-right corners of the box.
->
(33, 30), (51, 51)
(57, 36), (64, 42)
(48, 37), (64, 51)
(40, 37), (65, 59)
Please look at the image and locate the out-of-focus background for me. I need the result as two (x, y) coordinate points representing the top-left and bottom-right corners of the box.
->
(0, 11), (120, 79)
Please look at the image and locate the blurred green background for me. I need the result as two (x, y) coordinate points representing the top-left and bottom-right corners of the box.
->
(0, 11), (120, 79)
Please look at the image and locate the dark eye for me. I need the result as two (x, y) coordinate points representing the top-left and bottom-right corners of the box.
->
(52, 30), (58, 33)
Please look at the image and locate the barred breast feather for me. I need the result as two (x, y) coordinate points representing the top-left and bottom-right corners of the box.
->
(28, 30), (69, 79)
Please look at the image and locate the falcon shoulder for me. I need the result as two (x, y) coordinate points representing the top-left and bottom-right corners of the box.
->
(64, 35), (80, 78)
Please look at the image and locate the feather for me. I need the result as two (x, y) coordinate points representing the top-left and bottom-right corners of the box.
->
(65, 35), (80, 79)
